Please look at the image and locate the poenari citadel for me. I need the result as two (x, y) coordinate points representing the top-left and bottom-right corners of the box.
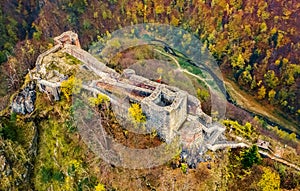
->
(12, 31), (247, 168)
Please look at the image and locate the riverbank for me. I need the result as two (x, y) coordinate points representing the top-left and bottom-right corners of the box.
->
(224, 78), (299, 134)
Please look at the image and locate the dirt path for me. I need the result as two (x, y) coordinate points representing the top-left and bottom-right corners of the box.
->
(224, 81), (271, 117)
(154, 49), (214, 89)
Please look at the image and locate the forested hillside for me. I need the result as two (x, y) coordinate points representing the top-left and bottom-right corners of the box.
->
(0, 0), (299, 125)
(0, 0), (300, 190)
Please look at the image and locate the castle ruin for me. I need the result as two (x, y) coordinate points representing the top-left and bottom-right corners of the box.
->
(29, 31), (246, 167)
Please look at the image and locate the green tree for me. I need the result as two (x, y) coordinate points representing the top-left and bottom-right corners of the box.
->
(0, 10), (19, 63)
(181, 163), (188, 173)
(67, 0), (88, 14)
(241, 145), (262, 168)
(264, 70), (279, 88)
(33, 25), (43, 40)
(239, 70), (252, 85)
(40, 166), (53, 183)
(250, 76), (257, 89)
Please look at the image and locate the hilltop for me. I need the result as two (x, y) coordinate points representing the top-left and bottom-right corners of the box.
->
(0, 0), (300, 190)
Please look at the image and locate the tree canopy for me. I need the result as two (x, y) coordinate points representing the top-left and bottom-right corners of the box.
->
(241, 145), (262, 168)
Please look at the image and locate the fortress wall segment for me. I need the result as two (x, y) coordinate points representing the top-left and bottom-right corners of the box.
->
(37, 80), (61, 101)
(179, 120), (204, 150)
(141, 100), (169, 141)
(196, 107), (212, 125)
(34, 44), (62, 75)
(62, 44), (119, 76)
(186, 94), (212, 125)
(129, 74), (161, 88)
(186, 94), (201, 115)
(168, 91), (187, 136)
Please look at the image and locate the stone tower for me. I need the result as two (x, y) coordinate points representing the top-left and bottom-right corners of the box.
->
(54, 31), (81, 48)
(141, 85), (187, 143)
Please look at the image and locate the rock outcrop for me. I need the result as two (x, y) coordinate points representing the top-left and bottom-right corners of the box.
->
(11, 81), (36, 114)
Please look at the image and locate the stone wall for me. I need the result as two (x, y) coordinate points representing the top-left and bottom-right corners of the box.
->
(37, 80), (61, 101)
(35, 44), (62, 75)
(63, 44), (118, 76)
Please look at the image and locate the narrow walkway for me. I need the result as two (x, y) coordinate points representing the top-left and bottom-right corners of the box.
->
(258, 150), (300, 171)
(232, 135), (300, 171)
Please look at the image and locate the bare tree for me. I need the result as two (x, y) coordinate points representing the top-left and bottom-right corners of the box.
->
(5, 58), (20, 92)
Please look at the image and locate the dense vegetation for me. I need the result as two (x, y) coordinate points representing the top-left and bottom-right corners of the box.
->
(0, 0), (299, 126)
(2, 87), (298, 190)
(0, 0), (300, 190)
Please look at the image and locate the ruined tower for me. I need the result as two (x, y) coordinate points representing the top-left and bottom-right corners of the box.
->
(54, 31), (81, 48)
(141, 85), (188, 143)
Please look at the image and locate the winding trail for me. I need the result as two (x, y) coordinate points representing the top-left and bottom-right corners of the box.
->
(258, 150), (300, 171)
(154, 49), (214, 88)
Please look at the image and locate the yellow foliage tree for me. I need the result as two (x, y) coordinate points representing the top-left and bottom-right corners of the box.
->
(260, 22), (268, 33)
(232, 54), (245, 69)
(197, 88), (210, 101)
(60, 76), (82, 101)
(155, 4), (164, 15)
(95, 183), (106, 191)
(257, 85), (266, 99)
(258, 167), (280, 191)
(268, 89), (276, 102)
(288, 133), (297, 141)
(64, 176), (74, 191)
(88, 94), (109, 107)
(128, 103), (146, 124)
(223, 120), (256, 140)
(264, 70), (279, 88)
(170, 15), (180, 26)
